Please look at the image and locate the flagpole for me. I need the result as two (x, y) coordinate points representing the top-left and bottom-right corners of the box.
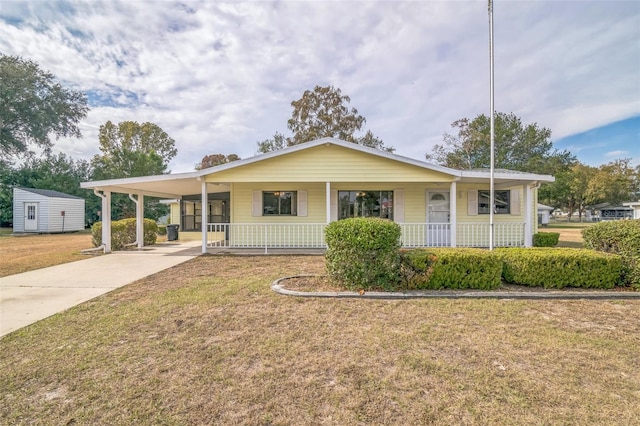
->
(489, 0), (495, 251)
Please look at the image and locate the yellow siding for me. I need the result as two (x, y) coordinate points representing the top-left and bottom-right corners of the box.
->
(230, 181), (533, 231)
(204, 144), (454, 183)
(170, 202), (180, 224)
(455, 184), (525, 223)
(232, 182), (327, 223)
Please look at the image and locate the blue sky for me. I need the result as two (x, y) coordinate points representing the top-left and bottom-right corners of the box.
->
(1, 0), (638, 172)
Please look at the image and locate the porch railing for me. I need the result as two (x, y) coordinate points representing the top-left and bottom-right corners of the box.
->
(207, 222), (526, 249)
(207, 223), (326, 249)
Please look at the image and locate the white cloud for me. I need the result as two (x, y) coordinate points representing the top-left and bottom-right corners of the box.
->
(1, 0), (638, 173)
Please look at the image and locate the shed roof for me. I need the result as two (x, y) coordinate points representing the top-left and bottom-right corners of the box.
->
(18, 188), (83, 200)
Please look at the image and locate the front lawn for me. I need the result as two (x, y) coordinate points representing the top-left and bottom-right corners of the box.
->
(1, 256), (638, 424)
(0, 231), (93, 277)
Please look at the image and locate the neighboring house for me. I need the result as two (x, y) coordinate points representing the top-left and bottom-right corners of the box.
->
(81, 138), (554, 253)
(592, 203), (634, 221)
(13, 188), (85, 233)
(537, 203), (554, 226)
(622, 201), (640, 220)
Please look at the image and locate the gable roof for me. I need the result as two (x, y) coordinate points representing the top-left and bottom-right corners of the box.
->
(196, 138), (462, 177)
(18, 188), (83, 200)
(81, 138), (554, 197)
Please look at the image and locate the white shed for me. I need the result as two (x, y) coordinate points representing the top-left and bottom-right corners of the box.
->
(537, 203), (554, 226)
(13, 188), (85, 233)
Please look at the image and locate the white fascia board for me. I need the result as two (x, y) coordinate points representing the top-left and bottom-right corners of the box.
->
(94, 186), (184, 199)
(80, 171), (200, 189)
(461, 170), (554, 182)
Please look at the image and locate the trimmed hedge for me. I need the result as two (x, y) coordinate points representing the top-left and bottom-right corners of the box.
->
(497, 248), (623, 289)
(325, 217), (401, 290)
(400, 248), (502, 290)
(582, 219), (640, 288)
(92, 218), (158, 250)
(533, 232), (559, 247)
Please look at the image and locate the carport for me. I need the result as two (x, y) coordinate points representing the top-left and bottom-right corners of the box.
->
(81, 172), (229, 254)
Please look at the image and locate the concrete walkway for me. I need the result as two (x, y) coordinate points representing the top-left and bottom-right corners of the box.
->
(0, 241), (200, 337)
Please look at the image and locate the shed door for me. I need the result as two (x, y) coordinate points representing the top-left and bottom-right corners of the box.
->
(24, 203), (38, 231)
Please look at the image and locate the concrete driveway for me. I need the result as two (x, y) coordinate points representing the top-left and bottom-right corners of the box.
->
(0, 242), (200, 337)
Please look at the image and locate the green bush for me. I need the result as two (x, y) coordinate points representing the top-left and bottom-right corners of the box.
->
(157, 224), (167, 236)
(533, 232), (559, 247)
(400, 248), (502, 290)
(92, 218), (158, 250)
(582, 220), (640, 289)
(325, 217), (401, 291)
(497, 248), (623, 289)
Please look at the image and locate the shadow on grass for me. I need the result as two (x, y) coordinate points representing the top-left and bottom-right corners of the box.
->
(557, 241), (583, 248)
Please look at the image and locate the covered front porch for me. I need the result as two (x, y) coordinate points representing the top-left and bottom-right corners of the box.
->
(80, 138), (552, 254)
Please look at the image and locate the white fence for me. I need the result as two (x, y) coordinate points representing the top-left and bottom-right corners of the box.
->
(207, 222), (526, 249)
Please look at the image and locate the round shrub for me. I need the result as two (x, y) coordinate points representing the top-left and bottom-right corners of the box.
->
(325, 217), (401, 291)
(92, 218), (158, 250)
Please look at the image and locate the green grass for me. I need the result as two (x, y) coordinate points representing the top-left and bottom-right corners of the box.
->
(1, 256), (638, 425)
(546, 222), (594, 229)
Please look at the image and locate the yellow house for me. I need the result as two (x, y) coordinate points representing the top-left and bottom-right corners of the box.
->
(81, 138), (554, 253)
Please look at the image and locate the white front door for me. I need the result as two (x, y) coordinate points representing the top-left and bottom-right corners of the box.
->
(24, 203), (38, 231)
(427, 191), (450, 246)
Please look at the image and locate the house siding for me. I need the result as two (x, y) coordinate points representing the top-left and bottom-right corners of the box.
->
(232, 182), (327, 223)
(204, 144), (455, 183)
(229, 182), (532, 225)
(169, 203), (180, 225)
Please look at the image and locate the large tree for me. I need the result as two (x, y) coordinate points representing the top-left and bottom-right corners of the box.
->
(426, 112), (574, 175)
(0, 55), (89, 160)
(587, 159), (637, 206)
(195, 153), (240, 170)
(91, 120), (177, 179)
(257, 85), (393, 153)
(91, 120), (177, 220)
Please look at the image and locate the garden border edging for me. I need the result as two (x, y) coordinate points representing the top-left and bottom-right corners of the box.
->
(271, 275), (640, 300)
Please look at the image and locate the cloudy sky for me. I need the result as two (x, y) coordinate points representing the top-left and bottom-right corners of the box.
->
(1, 0), (638, 173)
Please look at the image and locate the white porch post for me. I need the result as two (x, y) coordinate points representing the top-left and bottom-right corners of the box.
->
(201, 181), (207, 254)
(136, 194), (144, 248)
(102, 190), (111, 253)
(128, 193), (145, 248)
(449, 181), (457, 247)
(524, 184), (533, 247)
(326, 181), (331, 224)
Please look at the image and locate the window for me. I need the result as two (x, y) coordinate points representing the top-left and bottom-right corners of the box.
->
(338, 191), (393, 220)
(478, 190), (510, 214)
(263, 191), (297, 215)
